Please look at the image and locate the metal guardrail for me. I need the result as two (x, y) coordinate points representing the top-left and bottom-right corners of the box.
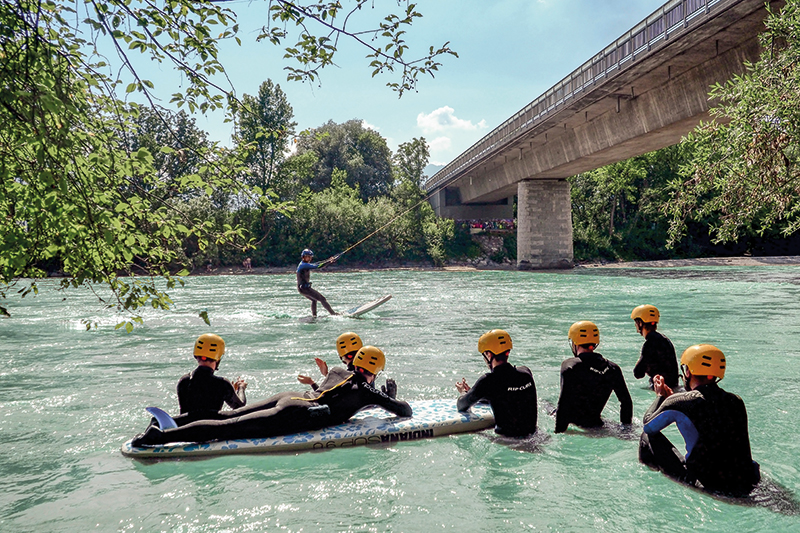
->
(426, 0), (732, 191)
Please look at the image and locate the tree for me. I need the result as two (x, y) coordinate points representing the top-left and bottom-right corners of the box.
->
(668, 1), (800, 246)
(234, 79), (297, 195)
(393, 137), (430, 188)
(0, 0), (455, 323)
(294, 119), (393, 200)
(569, 146), (689, 261)
(125, 105), (213, 196)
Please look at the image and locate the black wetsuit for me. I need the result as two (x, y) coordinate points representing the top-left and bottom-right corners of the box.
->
(640, 382), (760, 495)
(296, 260), (336, 316)
(457, 362), (538, 437)
(176, 365), (246, 423)
(135, 372), (412, 445)
(555, 351), (633, 433)
(633, 330), (679, 389)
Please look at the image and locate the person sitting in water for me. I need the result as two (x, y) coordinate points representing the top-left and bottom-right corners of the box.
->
(131, 346), (411, 446)
(631, 304), (679, 390)
(455, 329), (538, 437)
(174, 334), (247, 424)
(296, 248), (338, 317)
(555, 321), (632, 433)
(639, 344), (760, 496)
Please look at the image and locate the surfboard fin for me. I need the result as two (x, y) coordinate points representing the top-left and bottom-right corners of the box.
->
(145, 406), (178, 429)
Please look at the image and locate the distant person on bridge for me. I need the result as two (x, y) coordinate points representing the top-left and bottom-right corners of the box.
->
(455, 329), (538, 437)
(555, 321), (632, 433)
(631, 305), (679, 390)
(296, 248), (338, 317)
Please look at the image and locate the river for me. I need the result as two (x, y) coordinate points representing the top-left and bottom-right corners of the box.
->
(2, 266), (799, 531)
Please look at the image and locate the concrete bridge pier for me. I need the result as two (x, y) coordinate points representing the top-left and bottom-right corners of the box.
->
(517, 179), (573, 270)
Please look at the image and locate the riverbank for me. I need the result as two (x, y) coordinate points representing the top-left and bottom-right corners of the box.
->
(576, 255), (800, 268)
(194, 255), (800, 276)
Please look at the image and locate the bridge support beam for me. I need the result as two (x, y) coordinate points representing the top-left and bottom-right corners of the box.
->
(429, 188), (514, 219)
(517, 179), (573, 269)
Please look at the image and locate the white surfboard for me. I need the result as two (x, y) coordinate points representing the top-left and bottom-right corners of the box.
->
(121, 398), (494, 458)
(343, 294), (392, 318)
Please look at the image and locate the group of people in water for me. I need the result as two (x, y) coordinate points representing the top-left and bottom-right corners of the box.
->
(130, 303), (760, 497)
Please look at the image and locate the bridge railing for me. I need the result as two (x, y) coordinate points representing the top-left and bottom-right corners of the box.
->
(426, 0), (731, 191)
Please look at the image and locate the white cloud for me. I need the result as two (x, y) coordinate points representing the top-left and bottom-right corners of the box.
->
(427, 136), (452, 152)
(417, 106), (487, 134)
(361, 119), (379, 131)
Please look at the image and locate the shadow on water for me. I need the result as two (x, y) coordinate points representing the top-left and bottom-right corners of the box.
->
(486, 429), (551, 453)
(659, 472), (800, 516)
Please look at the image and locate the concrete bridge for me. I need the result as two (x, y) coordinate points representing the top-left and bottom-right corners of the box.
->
(426, 0), (782, 269)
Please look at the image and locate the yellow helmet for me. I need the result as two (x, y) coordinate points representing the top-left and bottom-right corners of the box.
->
(631, 304), (660, 324)
(352, 346), (385, 375)
(336, 332), (363, 359)
(478, 329), (512, 355)
(194, 333), (225, 361)
(681, 344), (726, 380)
(568, 321), (600, 346)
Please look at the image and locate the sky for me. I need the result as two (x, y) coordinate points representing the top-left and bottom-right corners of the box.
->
(122, 0), (670, 169)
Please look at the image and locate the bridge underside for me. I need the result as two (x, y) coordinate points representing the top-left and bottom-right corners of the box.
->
(431, 10), (767, 269)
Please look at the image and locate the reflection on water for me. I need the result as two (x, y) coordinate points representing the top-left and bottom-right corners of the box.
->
(1, 267), (800, 531)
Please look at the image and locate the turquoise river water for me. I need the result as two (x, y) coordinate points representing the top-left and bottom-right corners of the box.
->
(2, 267), (800, 532)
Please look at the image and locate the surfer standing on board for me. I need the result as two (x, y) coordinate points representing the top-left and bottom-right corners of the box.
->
(630, 305), (679, 390)
(297, 248), (339, 317)
(131, 346), (412, 446)
(639, 344), (760, 496)
(455, 330), (538, 437)
(554, 321), (632, 433)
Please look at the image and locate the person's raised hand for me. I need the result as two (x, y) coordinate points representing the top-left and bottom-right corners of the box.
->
(314, 357), (329, 376)
(381, 378), (397, 399)
(653, 375), (673, 398)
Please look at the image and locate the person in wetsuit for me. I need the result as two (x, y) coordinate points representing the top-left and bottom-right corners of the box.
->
(631, 304), (679, 390)
(639, 344), (760, 496)
(296, 248), (338, 317)
(297, 332), (398, 398)
(555, 321), (632, 433)
(173, 334), (247, 425)
(456, 329), (538, 437)
(131, 346), (411, 446)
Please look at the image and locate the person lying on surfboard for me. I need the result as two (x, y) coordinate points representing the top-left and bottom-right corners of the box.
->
(296, 248), (339, 317)
(297, 332), (397, 398)
(130, 346), (411, 446)
(456, 329), (538, 437)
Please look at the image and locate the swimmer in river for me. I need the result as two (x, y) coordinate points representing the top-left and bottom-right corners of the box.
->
(554, 321), (632, 433)
(630, 304), (679, 390)
(455, 329), (538, 437)
(639, 344), (760, 496)
(131, 346), (411, 446)
(296, 248), (338, 317)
